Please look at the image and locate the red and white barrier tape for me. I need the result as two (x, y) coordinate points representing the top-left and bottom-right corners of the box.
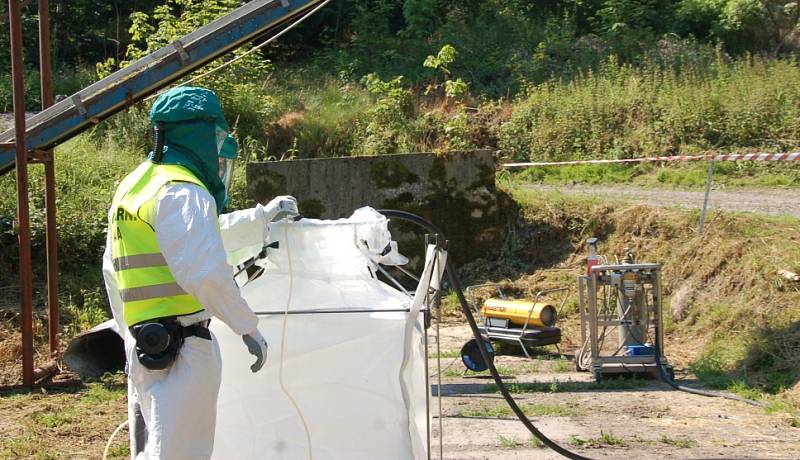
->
(503, 152), (800, 168)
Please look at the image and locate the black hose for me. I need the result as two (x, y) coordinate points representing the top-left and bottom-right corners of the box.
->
(377, 209), (591, 460)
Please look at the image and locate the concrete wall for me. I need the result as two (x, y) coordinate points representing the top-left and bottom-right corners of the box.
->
(247, 151), (504, 264)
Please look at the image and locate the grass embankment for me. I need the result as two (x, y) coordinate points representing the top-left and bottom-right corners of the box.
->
(504, 162), (800, 189)
(16, 55), (800, 164)
(455, 185), (800, 413)
(248, 57), (800, 163)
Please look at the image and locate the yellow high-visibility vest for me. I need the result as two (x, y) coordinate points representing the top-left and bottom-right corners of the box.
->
(110, 162), (208, 326)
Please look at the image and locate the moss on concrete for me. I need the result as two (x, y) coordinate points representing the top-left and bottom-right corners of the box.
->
(251, 169), (288, 199)
(299, 199), (326, 219)
(369, 158), (420, 188)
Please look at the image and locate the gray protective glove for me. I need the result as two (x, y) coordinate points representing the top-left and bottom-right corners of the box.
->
(263, 195), (299, 222)
(242, 328), (268, 373)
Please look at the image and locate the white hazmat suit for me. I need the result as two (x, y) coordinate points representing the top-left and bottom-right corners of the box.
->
(102, 182), (293, 459)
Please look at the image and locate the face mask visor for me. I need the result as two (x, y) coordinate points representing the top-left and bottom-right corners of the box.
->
(215, 126), (228, 156)
(218, 157), (235, 195)
(217, 131), (238, 197)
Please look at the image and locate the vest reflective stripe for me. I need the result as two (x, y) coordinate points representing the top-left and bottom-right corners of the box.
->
(110, 162), (209, 326)
(119, 282), (188, 302)
(113, 253), (167, 271)
(118, 266), (179, 290)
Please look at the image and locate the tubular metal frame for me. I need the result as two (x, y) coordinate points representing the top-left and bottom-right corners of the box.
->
(578, 263), (670, 379)
(466, 281), (569, 359)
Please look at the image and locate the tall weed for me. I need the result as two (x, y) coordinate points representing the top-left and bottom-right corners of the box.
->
(499, 56), (800, 161)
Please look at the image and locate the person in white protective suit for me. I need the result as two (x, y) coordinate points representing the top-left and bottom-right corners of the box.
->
(101, 86), (298, 459)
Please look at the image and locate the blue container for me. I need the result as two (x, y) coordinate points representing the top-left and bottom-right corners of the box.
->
(625, 344), (654, 356)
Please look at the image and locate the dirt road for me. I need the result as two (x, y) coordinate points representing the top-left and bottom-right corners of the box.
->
(430, 323), (800, 459)
(522, 184), (800, 218)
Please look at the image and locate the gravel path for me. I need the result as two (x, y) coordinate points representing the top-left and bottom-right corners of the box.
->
(523, 184), (800, 218)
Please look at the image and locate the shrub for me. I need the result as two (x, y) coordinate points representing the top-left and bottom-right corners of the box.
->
(499, 56), (800, 161)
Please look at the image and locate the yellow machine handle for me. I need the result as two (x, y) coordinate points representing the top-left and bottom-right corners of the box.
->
(481, 298), (557, 328)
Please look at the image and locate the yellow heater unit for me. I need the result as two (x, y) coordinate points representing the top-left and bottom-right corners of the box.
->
(481, 298), (557, 328)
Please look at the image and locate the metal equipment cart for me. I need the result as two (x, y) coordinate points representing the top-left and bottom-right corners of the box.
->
(465, 283), (569, 360)
(576, 261), (674, 382)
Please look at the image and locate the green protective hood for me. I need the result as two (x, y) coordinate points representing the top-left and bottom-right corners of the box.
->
(148, 87), (232, 213)
(220, 134), (238, 160)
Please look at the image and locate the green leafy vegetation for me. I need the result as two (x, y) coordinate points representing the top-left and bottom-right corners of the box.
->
(443, 362), (540, 378)
(5, 0), (800, 162)
(658, 434), (699, 448)
(597, 431), (626, 446)
(481, 379), (650, 394)
(497, 433), (524, 448)
(458, 401), (584, 418)
(0, 433), (58, 460)
(528, 435), (545, 448)
(430, 349), (461, 359)
(33, 407), (77, 428)
(551, 358), (571, 373)
(568, 431), (626, 447)
(500, 56), (800, 161)
(507, 162), (800, 189)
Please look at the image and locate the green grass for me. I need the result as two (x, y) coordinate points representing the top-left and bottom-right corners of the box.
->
(82, 382), (126, 404)
(443, 362), (542, 378)
(0, 372), (130, 458)
(508, 162), (800, 190)
(500, 57), (800, 163)
(458, 401), (583, 418)
(0, 434), (58, 460)
(480, 378), (649, 394)
(494, 433), (547, 449)
(34, 407), (78, 428)
(439, 291), (464, 318)
(528, 435), (545, 448)
(568, 431), (626, 447)
(658, 435), (698, 448)
(497, 434), (524, 448)
(551, 358), (571, 372)
(568, 435), (587, 447)
(430, 350), (461, 359)
(597, 431), (625, 446)
(0, 133), (142, 331)
(106, 444), (130, 458)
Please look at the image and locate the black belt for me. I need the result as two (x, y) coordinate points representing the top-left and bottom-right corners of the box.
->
(130, 319), (212, 341)
(182, 322), (212, 340)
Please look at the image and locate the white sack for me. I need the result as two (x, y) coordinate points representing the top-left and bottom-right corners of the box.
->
(211, 207), (429, 459)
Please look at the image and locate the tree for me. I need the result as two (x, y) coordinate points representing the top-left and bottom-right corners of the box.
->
(761, 0), (800, 52)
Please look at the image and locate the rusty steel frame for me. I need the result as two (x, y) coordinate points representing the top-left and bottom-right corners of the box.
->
(38, 0), (59, 357)
(9, 0), (35, 387)
(3, 0), (326, 389)
(3, 0), (60, 389)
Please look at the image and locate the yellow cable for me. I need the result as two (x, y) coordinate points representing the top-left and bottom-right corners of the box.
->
(102, 419), (129, 460)
(279, 221), (313, 459)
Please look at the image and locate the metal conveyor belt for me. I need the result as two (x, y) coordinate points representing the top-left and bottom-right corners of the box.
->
(0, 0), (324, 175)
